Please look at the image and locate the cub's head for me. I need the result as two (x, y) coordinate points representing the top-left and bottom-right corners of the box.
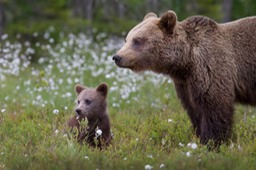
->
(113, 10), (177, 72)
(74, 83), (108, 119)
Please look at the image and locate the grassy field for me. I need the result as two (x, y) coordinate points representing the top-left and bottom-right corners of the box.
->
(0, 31), (256, 170)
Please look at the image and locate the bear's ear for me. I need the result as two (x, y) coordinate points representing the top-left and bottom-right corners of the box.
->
(96, 83), (108, 97)
(74, 84), (86, 95)
(143, 12), (157, 21)
(158, 10), (177, 35)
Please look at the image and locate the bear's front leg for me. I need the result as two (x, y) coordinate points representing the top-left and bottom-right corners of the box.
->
(194, 90), (235, 148)
(174, 82), (201, 136)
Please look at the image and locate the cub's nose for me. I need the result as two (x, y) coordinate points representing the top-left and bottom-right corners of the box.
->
(75, 108), (82, 115)
(112, 55), (121, 64)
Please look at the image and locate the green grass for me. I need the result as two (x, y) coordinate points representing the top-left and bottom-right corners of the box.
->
(0, 33), (256, 170)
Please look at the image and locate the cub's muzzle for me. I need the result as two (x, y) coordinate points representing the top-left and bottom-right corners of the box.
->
(75, 108), (82, 115)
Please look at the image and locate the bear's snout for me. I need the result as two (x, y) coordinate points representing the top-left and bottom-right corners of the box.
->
(112, 55), (121, 65)
(75, 108), (82, 115)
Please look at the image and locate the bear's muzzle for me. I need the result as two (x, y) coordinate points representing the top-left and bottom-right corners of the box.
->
(112, 55), (121, 65)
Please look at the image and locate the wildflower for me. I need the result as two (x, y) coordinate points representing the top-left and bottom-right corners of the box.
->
(33, 32), (38, 37)
(1, 109), (6, 113)
(123, 157), (127, 161)
(168, 118), (173, 122)
(36, 95), (42, 101)
(55, 129), (59, 134)
(145, 164), (153, 170)
(84, 156), (89, 159)
(16, 86), (20, 90)
(186, 151), (191, 157)
(191, 143), (198, 149)
(96, 129), (102, 137)
(179, 142), (184, 147)
(49, 38), (54, 43)
(187, 142), (198, 149)
(53, 109), (59, 114)
(238, 145), (242, 151)
(44, 32), (50, 39)
(1, 34), (8, 40)
(159, 164), (165, 168)
(147, 154), (153, 159)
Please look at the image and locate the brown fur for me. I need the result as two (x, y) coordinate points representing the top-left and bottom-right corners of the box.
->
(67, 83), (112, 148)
(113, 10), (256, 147)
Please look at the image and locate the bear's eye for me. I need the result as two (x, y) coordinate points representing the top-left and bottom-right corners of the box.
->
(85, 99), (92, 105)
(132, 38), (141, 47)
(77, 100), (80, 104)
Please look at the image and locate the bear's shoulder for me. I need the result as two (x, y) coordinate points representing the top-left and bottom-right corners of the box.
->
(181, 15), (218, 33)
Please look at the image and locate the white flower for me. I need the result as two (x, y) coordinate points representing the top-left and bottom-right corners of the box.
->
(53, 109), (59, 114)
(147, 154), (153, 159)
(187, 142), (198, 149)
(55, 129), (59, 134)
(84, 156), (89, 159)
(145, 164), (153, 170)
(96, 129), (102, 137)
(159, 164), (165, 168)
(191, 143), (198, 149)
(1, 34), (8, 40)
(186, 151), (191, 157)
(238, 145), (242, 151)
(179, 142), (184, 147)
(168, 118), (173, 122)
(1, 109), (6, 113)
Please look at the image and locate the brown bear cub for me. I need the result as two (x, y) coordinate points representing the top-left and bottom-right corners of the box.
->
(67, 83), (112, 148)
(113, 10), (256, 148)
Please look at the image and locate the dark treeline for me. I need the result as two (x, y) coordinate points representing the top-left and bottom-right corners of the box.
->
(0, 0), (255, 37)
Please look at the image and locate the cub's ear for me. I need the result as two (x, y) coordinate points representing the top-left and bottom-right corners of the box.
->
(74, 84), (86, 95)
(158, 10), (177, 35)
(143, 12), (157, 21)
(96, 83), (108, 97)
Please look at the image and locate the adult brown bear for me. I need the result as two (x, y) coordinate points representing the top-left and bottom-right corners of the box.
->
(113, 10), (256, 147)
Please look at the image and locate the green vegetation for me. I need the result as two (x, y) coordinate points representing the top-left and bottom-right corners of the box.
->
(1, 0), (256, 39)
(0, 30), (256, 170)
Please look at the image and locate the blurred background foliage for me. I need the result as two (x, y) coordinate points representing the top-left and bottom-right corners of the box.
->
(0, 0), (255, 40)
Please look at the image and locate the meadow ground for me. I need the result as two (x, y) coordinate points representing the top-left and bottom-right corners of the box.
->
(0, 31), (256, 170)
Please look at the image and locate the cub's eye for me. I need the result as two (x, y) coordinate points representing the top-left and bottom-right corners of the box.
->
(85, 99), (92, 105)
(77, 100), (80, 104)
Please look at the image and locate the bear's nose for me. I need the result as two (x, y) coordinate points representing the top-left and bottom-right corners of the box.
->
(75, 108), (82, 115)
(112, 55), (121, 64)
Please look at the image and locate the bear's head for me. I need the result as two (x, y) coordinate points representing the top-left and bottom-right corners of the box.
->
(74, 83), (108, 120)
(113, 10), (187, 74)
